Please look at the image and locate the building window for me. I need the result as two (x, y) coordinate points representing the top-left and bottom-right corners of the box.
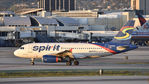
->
(0, 32), (8, 36)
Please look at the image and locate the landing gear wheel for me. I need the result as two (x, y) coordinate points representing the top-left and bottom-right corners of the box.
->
(65, 56), (72, 66)
(74, 61), (79, 65)
(31, 62), (35, 65)
(31, 58), (35, 65)
(66, 61), (72, 66)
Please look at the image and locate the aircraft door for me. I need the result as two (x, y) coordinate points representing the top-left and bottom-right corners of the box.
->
(28, 44), (32, 53)
(27, 44), (35, 58)
(27, 44), (39, 58)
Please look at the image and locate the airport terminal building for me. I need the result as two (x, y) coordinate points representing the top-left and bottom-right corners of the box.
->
(0, 11), (121, 47)
(0, 9), (148, 47)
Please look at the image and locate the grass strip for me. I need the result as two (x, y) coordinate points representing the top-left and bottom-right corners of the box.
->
(103, 69), (149, 76)
(0, 69), (99, 78)
(0, 69), (149, 78)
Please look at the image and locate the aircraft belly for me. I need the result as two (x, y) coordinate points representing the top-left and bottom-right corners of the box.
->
(73, 50), (113, 58)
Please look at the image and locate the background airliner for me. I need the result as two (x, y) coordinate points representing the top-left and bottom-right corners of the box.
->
(132, 14), (149, 45)
(14, 20), (138, 66)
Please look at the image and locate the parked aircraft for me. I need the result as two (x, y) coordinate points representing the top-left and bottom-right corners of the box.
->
(14, 20), (137, 66)
(132, 14), (149, 45)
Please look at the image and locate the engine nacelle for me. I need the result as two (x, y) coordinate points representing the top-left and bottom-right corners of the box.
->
(43, 55), (61, 63)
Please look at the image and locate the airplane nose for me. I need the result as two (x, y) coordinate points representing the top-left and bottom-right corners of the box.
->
(14, 50), (19, 57)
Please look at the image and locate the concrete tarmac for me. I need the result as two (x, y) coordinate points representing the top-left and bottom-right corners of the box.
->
(0, 47), (149, 70)
(0, 76), (149, 84)
(0, 47), (149, 84)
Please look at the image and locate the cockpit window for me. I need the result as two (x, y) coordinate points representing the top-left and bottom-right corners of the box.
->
(20, 47), (24, 49)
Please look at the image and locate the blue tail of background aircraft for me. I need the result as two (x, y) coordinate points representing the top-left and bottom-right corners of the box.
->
(110, 20), (135, 44)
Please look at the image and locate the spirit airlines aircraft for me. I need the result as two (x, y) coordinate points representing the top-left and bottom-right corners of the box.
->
(14, 20), (138, 66)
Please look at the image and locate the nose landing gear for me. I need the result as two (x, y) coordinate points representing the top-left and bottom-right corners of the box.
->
(31, 58), (35, 65)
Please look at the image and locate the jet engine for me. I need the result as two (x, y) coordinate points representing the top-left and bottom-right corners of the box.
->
(43, 55), (61, 63)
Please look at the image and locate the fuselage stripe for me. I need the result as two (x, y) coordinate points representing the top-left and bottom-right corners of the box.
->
(91, 44), (117, 54)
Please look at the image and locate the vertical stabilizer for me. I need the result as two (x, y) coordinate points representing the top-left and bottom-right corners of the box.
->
(110, 20), (135, 44)
(137, 14), (146, 26)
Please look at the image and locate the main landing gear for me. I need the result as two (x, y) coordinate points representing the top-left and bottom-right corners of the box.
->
(65, 56), (79, 66)
(30, 57), (79, 66)
(74, 60), (79, 65)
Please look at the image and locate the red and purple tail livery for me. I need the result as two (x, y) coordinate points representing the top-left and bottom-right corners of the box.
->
(137, 14), (146, 26)
(137, 14), (149, 29)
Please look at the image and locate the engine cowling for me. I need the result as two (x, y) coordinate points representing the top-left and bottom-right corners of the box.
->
(43, 55), (61, 63)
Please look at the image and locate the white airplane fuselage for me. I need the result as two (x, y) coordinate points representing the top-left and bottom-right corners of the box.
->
(14, 43), (115, 59)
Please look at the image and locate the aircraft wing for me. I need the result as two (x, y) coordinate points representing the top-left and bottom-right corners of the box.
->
(45, 50), (87, 59)
(45, 50), (74, 59)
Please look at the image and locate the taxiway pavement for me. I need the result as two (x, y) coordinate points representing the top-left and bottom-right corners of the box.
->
(0, 76), (149, 84)
(0, 47), (149, 70)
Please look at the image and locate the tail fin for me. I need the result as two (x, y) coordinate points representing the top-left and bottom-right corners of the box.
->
(110, 20), (135, 44)
(137, 14), (146, 26)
